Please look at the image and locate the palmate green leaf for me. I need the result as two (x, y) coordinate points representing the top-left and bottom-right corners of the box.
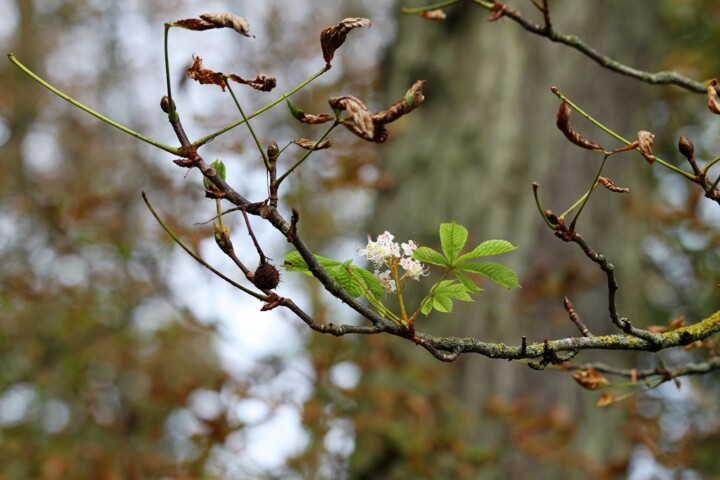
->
(457, 261), (521, 289)
(439, 222), (468, 264)
(457, 239), (518, 262)
(420, 280), (474, 316)
(454, 270), (483, 295)
(413, 246), (447, 266)
(282, 251), (383, 300)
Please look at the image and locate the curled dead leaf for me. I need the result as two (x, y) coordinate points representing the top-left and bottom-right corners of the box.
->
(708, 78), (720, 114)
(637, 130), (656, 165)
(199, 13), (252, 37)
(227, 73), (277, 92)
(571, 368), (609, 390)
(320, 18), (371, 66)
(292, 138), (332, 150)
(330, 95), (375, 142)
(187, 55), (227, 90)
(597, 176), (629, 193)
(556, 100), (604, 151)
(596, 393), (614, 408)
(419, 9), (447, 20)
(373, 80), (427, 125)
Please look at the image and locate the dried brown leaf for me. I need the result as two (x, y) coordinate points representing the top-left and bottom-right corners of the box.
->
(227, 73), (277, 92)
(169, 18), (217, 31)
(330, 95), (375, 142)
(320, 18), (371, 66)
(373, 80), (427, 125)
(637, 130), (656, 164)
(292, 138), (332, 150)
(572, 368), (609, 390)
(708, 78), (720, 114)
(556, 100), (604, 151)
(299, 113), (334, 125)
(419, 9), (447, 20)
(186, 55), (227, 90)
(199, 13), (252, 37)
(596, 393), (614, 408)
(597, 176), (629, 193)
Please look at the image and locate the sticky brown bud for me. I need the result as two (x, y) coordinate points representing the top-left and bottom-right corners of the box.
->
(678, 136), (694, 160)
(253, 262), (280, 291)
(267, 141), (279, 162)
(160, 96), (176, 113)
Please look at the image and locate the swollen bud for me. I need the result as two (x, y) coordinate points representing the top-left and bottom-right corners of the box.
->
(253, 262), (281, 291)
(678, 136), (694, 160)
(160, 95), (176, 114)
(267, 141), (279, 163)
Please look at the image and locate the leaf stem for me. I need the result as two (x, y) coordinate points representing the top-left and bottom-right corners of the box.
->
(225, 80), (270, 170)
(701, 156), (720, 176)
(163, 25), (179, 123)
(401, 0), (460, 14)
(8, 53), (180, 155)
(551, 87), (695, 180)
(142, 192), (265, 300)
(192, 66), (329, 147)
(568, 154), (608, 230)
(273, 122), (337, 187)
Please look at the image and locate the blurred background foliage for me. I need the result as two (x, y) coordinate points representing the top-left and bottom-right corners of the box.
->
(1, 1), (720, 479)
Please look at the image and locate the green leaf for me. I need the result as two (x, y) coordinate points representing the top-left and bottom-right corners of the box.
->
(432, 295), (453, 313)
(283, 252), (383, 299)
(327, 262), (364, 298)
(413, 247), (447, 266)
(458, 261), (521, 289)
(204, 159), (227, 191)
(439, 222), (467, 264)
(212, 159), (227, 181)
(458, 239), (518, 262)
(420, 298), (433, 316)
(282, 251), (341, 276)
(286, 99), (305, 121)
(454, 270), (483, 295)
(350, 266), (384, 300)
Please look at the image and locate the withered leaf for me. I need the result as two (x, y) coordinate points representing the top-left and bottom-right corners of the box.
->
(187, 55), (227, 90)
(419, 9), (447, 20)
(708, 78), (720, 114)
(330, 95), (375, 142)
(596, 393), (614, 408)
(597, 176), (629, 193)
(637, 130), (656, 165)
(320, 18), (371, 66)
(556, 100), (604, 151)
(169, 18), (217, 31)
(292, 138), (332, 150)
(199, 13), (252, 37)
(286, 99), (334, 124)
(373, 80), (427, 125)
(227, 73), (277, 92)
(572, 368), (609, 391)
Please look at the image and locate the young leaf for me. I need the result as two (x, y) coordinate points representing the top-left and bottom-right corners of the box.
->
(454, 270), (483, 295)
(439, 222), (468, 264)
(203, 159), (227, 191)
(413, 246), (448, 266)
(349, 265), (384, 300)
(327, 261), (365, 298)
(458, 239), (518, 262)
(283, 251), (341, 276)
(421, 280), (473, 316)
(283, 252), (382, 300)
(458, 262), (521, 289)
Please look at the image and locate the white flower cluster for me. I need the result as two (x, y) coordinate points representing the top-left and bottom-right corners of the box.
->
(357, 231), (427, 292)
